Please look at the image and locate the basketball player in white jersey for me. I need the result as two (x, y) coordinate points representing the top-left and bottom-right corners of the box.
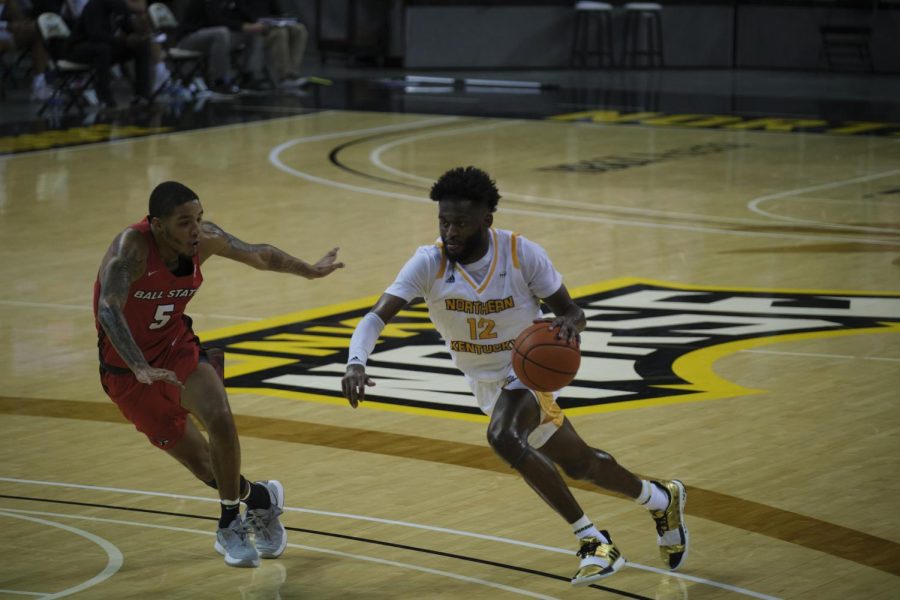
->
(341, 166), (688, 586)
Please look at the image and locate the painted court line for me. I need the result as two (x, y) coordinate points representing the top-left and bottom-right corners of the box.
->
(742, 349), (900, 362)
(269, 120), (900, 247)
(367, 122), (788, 229)
(746, 169), (900, 233)
(0, 507), (559, 600)
(0, 510), (123, 599)
(0, 477), (781, 600)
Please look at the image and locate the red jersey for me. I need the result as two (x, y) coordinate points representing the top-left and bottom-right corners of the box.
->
(93, 218), (204, 370)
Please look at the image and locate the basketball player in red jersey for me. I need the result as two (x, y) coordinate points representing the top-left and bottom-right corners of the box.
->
(94, 181), (344, 567)
(341, 167), (688, 585)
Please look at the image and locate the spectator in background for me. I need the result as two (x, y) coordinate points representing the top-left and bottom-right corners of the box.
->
(120, 0), (171, 96)
(232, 0), (306, 87)
(0, 0), (51, 100)
(172, 0), (243, 94)
(66, 0), (153, 107)
(215, 0), (266, 89)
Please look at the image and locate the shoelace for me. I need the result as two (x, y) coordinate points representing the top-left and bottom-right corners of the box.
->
(225, 520), (253, 543)
(246, 511), (272, 541)
(576, 539), (601, 559)
(650, 509), (669, 536)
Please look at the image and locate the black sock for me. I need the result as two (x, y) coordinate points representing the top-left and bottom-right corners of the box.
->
(244, 481), (272, 510)
(206, 476), (269, 515)
(219, 502), (240, 528)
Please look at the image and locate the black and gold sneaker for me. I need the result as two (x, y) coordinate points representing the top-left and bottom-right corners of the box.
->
(571, 531), (626, 587)
(649, 479), (689, 570)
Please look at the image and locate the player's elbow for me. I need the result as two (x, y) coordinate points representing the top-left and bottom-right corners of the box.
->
(97, 300), (122, 330)
(257, 244), (280, 271)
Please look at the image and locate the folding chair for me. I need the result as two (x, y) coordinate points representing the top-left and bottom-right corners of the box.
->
(147, 3), (207, 99)
(36, 12), (95, 114)
(1, 47), (33, 97)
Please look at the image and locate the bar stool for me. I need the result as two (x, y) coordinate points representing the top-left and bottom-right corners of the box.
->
(623, 2), (664, 67)
(571, 1), (614, 68)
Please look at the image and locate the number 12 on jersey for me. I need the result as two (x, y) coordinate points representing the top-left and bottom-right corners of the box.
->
(467, 317), (497, 340)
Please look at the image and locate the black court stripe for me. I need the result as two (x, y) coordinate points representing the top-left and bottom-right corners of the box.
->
(326, 119), (486, 189)
(0, 494), (651, 599)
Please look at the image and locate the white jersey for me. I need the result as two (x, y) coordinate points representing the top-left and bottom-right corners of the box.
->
(385, 228), (563, 382)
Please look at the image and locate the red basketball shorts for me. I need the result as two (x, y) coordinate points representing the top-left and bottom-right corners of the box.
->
(100, 339), (200, 450)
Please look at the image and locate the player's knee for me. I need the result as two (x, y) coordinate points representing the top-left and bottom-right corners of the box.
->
(592, 448), (618, 466)
(202, 404), (236, 438)
(486, 422), (527, 465)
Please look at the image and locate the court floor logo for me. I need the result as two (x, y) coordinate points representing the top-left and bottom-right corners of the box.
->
(200, 278), (900, 421)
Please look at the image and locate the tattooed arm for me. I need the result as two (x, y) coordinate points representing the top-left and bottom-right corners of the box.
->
(199, 221), (344, 279)
(96, 229), (184, 387)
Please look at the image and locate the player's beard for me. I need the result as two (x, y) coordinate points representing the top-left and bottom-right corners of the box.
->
(161, 226), (197, 259)
(442, 231), (483, 263)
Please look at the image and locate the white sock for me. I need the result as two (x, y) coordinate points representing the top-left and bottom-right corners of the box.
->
(636, 480), (670, 511)
(32, 73), (46, 88)
(570, 514), (609, 543)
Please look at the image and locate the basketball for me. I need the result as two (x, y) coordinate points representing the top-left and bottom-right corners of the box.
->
(511, 322), (581, 392)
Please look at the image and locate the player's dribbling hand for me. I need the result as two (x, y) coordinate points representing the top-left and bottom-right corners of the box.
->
(135, 366), (184, 388)
(342, 363), (375, 409)
(533, 317), (581, 345)
(306, 247), (345, 279)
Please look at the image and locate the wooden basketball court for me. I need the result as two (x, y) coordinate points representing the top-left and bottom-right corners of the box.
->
(1, 109), (898, 599)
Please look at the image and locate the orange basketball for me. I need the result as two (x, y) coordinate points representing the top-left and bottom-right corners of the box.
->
(511, 322), (581, 392)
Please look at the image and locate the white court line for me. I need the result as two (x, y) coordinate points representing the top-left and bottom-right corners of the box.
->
(742, 349), (900, 362)
(270, 122), (900, 247)
(746, 169), (900, 233)
(4, 119), (457, 321)
(0, 299), (260, 322)
(368, 122), (788, 229)
(0, 510), (123, 599)
(0, 591), (45, 597)
(0, 507), (559, 600)
(0, 477), (781, 600)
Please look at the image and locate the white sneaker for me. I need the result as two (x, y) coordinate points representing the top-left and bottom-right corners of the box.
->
(649, 479), (689, 570)
(31, 79), (52, 102)
(215, 517), (260, 568)
(245, 480), (287, 559)
(278, 76), (308, 88)
(571, 532), (626, 586)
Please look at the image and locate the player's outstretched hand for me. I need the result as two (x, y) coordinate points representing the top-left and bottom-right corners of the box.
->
(342, 363), (375, 409)
(306, 247), (345, 279)
(134, 366), (184, 388)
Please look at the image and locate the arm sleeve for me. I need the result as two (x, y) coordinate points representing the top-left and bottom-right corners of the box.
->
(383, 246), (436, 303)
(517, 235), (563, 299)
(347, 312), (385, 367)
